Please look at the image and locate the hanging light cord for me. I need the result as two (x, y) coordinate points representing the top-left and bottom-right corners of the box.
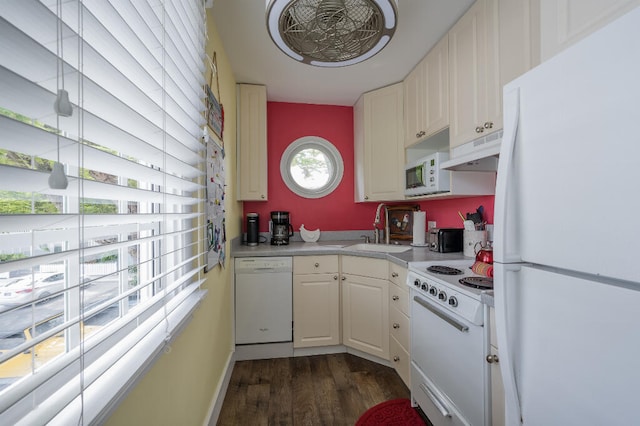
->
(56, 0), (62, 164)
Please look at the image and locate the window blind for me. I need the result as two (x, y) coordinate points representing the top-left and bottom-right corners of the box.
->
(0, 0), (207, 424)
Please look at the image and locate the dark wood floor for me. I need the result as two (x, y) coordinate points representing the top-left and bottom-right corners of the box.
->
(216, 353), (412, 425)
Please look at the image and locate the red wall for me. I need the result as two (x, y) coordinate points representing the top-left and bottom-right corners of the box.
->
(243, 102), (494, 233)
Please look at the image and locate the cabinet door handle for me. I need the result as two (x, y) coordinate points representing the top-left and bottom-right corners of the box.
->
(486, 354), (500, 364)
(391, 272), (398, 278)
(484, 121), (493, 129)
(341, 276), (346, 281)
(393, 323), (400, 329)
(393, 356), (400, 362)
(333, 275), (338, 280)
(475, 126), (484, 133)
(314, 262), (319, 267)
(261, 194), (265, 199)
(392, 295), (399, 301)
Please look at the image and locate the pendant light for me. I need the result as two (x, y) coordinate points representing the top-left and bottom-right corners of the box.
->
(50, 0), (69, 190)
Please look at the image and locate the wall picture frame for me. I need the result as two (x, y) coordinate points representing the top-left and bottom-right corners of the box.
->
(387, 204), (420, 241)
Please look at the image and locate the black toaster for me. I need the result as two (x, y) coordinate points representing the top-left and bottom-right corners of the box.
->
(428, 228), (463, 253)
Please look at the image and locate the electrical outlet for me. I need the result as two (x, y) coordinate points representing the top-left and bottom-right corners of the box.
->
(428, 221), (436, 230)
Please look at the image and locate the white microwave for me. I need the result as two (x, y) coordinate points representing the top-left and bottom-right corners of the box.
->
(405, 152), (451, 196)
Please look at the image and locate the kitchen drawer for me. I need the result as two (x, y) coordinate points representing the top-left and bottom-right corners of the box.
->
(388, 262), (407, 287)
(341, 255), (388, 279)
(390, 335), (410, 388)
(389, 281), (410, 317)
(294, 255), (339, 274)
(390, 305), (410, 352)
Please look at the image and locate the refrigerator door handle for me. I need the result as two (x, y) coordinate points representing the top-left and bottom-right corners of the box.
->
(494, 87), (521, 264)
(494, 263), (523, 426)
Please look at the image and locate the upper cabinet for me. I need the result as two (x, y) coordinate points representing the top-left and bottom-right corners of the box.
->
(448, 0), (501, 149)
(237, 84), (268, 201)
(540, 0), (640, 62)
(499, 0), (541, 87)
(354, 83), (405, 202)
(404, 34), (449, 148)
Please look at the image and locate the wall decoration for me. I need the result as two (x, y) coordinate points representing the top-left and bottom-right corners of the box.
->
(205, 135), (226, 271)
(203, 50), (226, 271)
(205, 52), (224, 143)
(387, 204), (420, 241)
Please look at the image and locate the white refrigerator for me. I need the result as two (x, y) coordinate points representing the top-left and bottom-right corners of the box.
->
(494, 7), (640, 426)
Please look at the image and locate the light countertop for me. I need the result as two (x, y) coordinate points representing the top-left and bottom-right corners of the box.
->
(230, 237), (495, 306)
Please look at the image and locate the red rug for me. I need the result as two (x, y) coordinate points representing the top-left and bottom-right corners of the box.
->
(356, 398), (427, 426)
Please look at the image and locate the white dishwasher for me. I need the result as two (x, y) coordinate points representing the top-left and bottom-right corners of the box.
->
(234, 257), (293, 344)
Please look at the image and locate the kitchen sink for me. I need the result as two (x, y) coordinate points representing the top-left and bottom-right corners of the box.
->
(345, 243), (411, 253)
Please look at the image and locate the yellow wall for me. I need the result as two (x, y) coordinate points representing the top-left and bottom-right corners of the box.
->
(106, 10), (239, 426)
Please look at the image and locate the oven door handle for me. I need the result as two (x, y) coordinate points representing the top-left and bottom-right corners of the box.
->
(419, 383), (452, 418)
(413, 296), (469, 332)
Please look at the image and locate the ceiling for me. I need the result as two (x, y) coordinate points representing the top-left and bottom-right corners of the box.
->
(210, 0), (475, 106)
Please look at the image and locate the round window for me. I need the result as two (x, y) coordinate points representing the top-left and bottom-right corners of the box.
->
(280, 136), (344, 198)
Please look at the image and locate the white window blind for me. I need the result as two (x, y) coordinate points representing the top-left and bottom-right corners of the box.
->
(0, 0), (207, 424)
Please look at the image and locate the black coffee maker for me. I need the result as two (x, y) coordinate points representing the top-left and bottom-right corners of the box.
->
(270, 211), (294, 245)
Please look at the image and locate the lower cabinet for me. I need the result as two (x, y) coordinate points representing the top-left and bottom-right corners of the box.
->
(341, 256), (390, 359)
(293, 255), (340, 348)
(389, 262), (410, 387)
(292, 255), (411, 385)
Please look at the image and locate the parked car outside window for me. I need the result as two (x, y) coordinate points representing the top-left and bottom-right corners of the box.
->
(0, 273), (65, 306)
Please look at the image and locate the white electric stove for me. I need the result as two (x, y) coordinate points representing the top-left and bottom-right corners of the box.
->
(407, 259), (492, 426)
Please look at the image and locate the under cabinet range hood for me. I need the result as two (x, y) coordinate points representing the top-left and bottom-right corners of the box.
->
(441, 130), (502, 171)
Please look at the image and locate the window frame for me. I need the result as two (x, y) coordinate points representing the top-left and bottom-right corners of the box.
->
(0, 1), (207, 423)
(279, 136), (344, 199)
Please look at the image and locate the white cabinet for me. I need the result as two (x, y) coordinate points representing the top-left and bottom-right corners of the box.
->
(449, 0), (501, 148)
(499, 0), (541, 87)
(341, 256), (389, 359)
(237, 84), (267, 201)
(388, 262), (410, 387)
(293, 255), (340, 348)
(404, 34), (449, 148)
(354, 83), (405, 202)
(540, 0), (640, 62)
(489, 306), (505, 426)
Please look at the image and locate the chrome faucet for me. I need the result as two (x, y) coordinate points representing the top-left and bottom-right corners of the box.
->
(373, 203), (390, 244)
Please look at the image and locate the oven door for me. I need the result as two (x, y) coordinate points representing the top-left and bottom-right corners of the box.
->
(410, 292), (488, 426)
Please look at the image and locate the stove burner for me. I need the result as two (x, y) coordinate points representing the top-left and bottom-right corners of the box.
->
(459, 277), (494, 290)
(427, 265), (464, 275)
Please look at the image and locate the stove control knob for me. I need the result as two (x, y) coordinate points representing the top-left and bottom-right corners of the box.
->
(448, 296), (458, 307)
(414, 279), (421, 287)
(421, 283), (427, 291)
(429, 287), (438, 296)
(438, 291), (447, 301)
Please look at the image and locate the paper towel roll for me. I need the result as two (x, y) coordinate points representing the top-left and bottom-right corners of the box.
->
(412, 211), (426, 246)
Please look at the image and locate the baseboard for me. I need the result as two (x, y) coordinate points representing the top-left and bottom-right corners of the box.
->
(293, 344), (346, 357)
(204, 349), (236, 426)
(234, 342), (294, 361)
